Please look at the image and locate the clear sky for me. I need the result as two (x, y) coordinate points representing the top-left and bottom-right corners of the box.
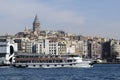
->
(0, 0), (120, 39)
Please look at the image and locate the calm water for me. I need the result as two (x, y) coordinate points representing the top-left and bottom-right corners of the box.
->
(0, 64), (120, 80)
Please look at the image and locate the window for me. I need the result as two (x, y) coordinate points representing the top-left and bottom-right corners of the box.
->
(61, 64), (64, 66)
(39, 65), (42, 67)
(26, 65), (28, 67)
(70, 64), (72, 66)
(67, 60), (72, 62)
(47, 65), (49, 67)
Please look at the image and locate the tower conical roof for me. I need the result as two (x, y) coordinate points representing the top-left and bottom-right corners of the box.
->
(33, 15), (40, 23)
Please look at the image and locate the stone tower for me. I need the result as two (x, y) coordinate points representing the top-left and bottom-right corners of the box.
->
(33, 15), (40, 35)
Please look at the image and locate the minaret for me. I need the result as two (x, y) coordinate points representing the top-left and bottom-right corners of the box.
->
(33, 15), (40, 35)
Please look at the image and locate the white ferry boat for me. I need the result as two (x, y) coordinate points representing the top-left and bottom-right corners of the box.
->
(13, 53), (92, 68)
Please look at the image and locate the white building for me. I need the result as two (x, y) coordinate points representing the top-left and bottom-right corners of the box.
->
(67, 45), (75, 54)
(112, 42), (120, 59)
(24, 38), (66, 55)
(42, 39), (66, 55)
(25, 40), (43, 54)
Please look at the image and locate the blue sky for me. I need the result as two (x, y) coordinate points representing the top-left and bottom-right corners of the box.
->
(0, 0), (120, 39)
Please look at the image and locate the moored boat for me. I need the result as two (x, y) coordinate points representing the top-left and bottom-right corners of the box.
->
(13, 52), (92, 68)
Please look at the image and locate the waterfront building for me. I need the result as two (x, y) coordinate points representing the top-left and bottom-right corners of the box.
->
(91, 41), (102, 59)
(102, 40), (111, 61)
(88, 40), (102, 59)
(58, 41), (66, 55)
(65, 40), (88, 57)
(75, 41), (87, 56)
(25, 41), (34, 53)
(111, 41), (120, 61)
(14, 38), (30, 52)
(47, 38), (66, 55)
(83, 40), (88, 58)
(25, 40), (43, 54)
(67, 45), (75, 54)
(102, 39), (118, 62)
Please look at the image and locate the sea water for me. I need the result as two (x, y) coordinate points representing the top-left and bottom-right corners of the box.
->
(0, 64), (120, 80)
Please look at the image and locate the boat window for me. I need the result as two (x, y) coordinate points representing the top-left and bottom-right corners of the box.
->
(74, 60), (76, 62)
(16, 56), (20, 58)
(60, 60), (62, 63)
(67, 60), (72, 62)
(68, 55), (79, 57)
(47, 65), (49, 67)
(34, 56), (39, 58)
(26, 65), (28, 67)
(70, 64), (72, 66)
(56, 60), (59, 62)
(55, 55), (58, 57)
(54, 65), (57, 66)
(16, 61), (19, 63)
(28, 61), (31, 63)
(39, 65), (42, 67)
(53, 60), (55, 63)
(61, 64), (64, 66)
(33, 65), (36, 67)
(19, 65), (22, 67)
(49, 60), (52, 63)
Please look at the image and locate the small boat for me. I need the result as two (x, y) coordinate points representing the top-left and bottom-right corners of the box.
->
(13, 53), (92, 68)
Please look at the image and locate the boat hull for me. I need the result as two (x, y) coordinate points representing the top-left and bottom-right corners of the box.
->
(13, 61), (92, 68)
